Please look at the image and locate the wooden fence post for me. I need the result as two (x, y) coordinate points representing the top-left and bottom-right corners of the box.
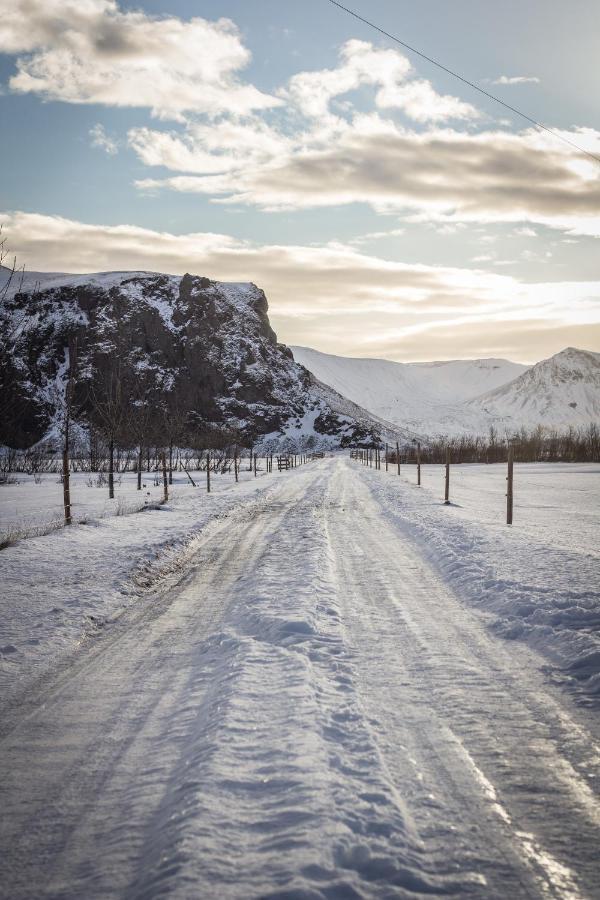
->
(206, 451), (211, 493)
(444, 446), (450, 505)
(506, 445), (514, 525)
(254, 453), (257, 477)
(161, 451), (169, 503)
(385, 443), (388, 472)
(417, 442), (421, 486)
(234, 450), (239, 483)
(108, 438), (115, 499)
(62, 448), (72, 525)
(396, 442), (400, 476)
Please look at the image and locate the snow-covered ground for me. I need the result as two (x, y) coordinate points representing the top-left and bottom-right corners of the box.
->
(366, 460), (600, 700)
(409, 461), (599, 557)
(0, 461), (278, 696)
(0, 465), (263, 537)
(1, 458), (599, 898)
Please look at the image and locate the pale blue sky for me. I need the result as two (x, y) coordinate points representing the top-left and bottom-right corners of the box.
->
(1, 0), (599, 361)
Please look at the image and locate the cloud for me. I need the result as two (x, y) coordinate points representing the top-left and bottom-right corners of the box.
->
(284, 40), (478, 123)
(136, 117), (600, 235)
(349, 228), (405, 246)
(89, 123), (118, 155)
(492, 75), (541, 85)
(368, 318), (600, 363)
(1, 0), (280, 119)
(128, 119), (292, 176)
(2, 210), (599, 362)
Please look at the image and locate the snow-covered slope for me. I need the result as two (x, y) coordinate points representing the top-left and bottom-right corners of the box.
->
(292, 346), (529, 437)
(292, 345), (600, 437)
(471, 347), (600, 432)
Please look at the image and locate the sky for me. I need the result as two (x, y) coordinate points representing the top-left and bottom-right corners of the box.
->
(1, 0), (599, 363)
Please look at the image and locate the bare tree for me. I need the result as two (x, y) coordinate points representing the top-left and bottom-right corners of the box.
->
(89, 363), (127, 500)
(47, 338), (79, 524)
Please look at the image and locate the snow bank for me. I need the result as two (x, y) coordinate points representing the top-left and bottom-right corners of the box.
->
(362, 461), (600, 705)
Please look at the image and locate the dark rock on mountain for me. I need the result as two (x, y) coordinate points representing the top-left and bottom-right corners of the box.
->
(0, 269), (397, 450)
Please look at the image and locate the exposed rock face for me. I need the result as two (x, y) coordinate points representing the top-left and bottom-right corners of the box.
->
(0, 269), (390, 449)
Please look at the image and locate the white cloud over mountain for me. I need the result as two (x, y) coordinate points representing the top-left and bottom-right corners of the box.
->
(136, 116), (600, 236)
(284, 39), (478, 123)
(2, 210), (598, 361)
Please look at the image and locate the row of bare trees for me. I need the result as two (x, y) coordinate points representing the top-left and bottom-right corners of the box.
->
(364, 424), (600, 464)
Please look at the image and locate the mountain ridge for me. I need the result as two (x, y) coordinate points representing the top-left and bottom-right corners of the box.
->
(0, 268), (405, 450)
(291, 345), (599, 438)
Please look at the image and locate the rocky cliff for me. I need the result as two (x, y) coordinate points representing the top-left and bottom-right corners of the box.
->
(0, 268), (396, 450)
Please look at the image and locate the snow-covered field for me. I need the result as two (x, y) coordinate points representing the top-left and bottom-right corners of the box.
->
(0, 464), (263, 538)
(409, 461), (599, 557)
(1, 458), (599, 898)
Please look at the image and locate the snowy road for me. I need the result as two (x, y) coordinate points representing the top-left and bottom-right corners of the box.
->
(1, 459), (599, 899)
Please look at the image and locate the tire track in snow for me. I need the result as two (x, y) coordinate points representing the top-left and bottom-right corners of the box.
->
(323, 459), (600, 899)
(125, 463), (473, 898)
(1, 459), (599, 899)
(0, 477), (300, 898)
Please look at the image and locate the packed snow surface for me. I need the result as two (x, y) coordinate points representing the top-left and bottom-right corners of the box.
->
(1, 458), (600, 898)
(292, 345), (600, 437)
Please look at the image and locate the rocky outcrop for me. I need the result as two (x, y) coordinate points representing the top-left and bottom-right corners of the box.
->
(0, 269), (394, 450)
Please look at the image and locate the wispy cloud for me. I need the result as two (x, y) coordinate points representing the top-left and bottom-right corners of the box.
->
(348, 228), (406, 246)
(492, 75), (541, 85)
(135, 119), (600, 236)
(2, 210), (599, 361)
(89, 123), (118, 155)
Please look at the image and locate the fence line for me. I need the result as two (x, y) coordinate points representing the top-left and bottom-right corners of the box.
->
(0, 447), (318, 543)
(350, 444), (518, 526)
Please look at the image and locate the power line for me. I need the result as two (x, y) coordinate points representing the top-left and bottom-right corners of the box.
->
(325, 0), (600, 166)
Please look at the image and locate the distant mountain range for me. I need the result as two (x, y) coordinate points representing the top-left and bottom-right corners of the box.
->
(2, 266), (597, 450)
(292, 346), (600, 438)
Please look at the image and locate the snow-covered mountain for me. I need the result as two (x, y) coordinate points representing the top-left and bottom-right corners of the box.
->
(292, 345), (599, 438)
(0, 268), (402, 450)
(471, 347), (600, 432)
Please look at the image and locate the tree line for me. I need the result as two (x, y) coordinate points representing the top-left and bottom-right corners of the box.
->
(384, 424), (600, 464)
